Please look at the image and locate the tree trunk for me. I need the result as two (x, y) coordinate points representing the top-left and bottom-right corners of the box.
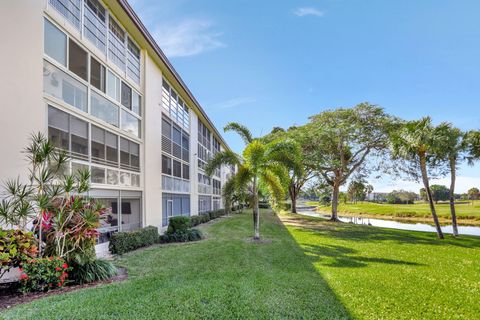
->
(253, 177), (260, 240)
(330, 181), (341, 222)
(449, 157), (459, 237)
(289, 182), (298, 214)
(420, 154), (444, 239)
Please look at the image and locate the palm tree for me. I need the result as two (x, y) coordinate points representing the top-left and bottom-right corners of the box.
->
(390, 117), (444, 239)
(205, 123), (296, 240)
(434, 123), (466, 237)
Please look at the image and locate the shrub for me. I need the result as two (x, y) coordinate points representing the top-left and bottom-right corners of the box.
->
(109, 226), (159, 255)
(166, 216), (190, 235)
(19, 257), (71, 293)
(208, 209), (226, 220)
(189, 214), (210, 227)
(0, 229), (38, 278)
(69, 259), (117, 284)
(159, 229), (202, 243)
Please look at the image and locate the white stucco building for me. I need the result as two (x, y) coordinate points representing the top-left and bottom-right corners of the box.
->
(0, 0), (232, 241)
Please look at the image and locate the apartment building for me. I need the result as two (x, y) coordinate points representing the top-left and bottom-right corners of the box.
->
(0, 0), (232, 241)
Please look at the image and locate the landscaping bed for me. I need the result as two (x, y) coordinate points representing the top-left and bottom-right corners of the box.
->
(0, 267), (127, 310)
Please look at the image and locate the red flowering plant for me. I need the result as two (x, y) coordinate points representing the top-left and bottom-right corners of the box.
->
(19, 257), (71, 293)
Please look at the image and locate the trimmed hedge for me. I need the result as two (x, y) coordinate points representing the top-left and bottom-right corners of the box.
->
(159, 229), (202, 243)
(109, 226), (159, 255)
(166, 216), (190, 234)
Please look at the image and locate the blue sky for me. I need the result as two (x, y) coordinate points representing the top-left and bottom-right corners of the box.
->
(130, 0), (480, 193)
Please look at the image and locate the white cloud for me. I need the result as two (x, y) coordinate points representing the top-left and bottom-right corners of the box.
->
(152, 19), (225, 57)
(210, 97), (257, 109)
(293, 7), (325, 17)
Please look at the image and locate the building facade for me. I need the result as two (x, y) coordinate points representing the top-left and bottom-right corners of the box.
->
(0, 0), (232, 240)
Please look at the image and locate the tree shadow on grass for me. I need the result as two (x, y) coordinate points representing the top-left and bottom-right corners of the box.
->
(301, 243), (424, 268)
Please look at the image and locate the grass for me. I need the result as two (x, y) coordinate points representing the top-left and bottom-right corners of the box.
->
(306, 201), (480, 224)
(2, 210), (479, 319)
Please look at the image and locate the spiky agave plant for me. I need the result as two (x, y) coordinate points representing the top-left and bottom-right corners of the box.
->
(206, 123), (298, 240)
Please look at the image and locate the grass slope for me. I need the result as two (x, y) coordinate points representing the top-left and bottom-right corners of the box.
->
(3, 211), (479, 319)
(1, 211), (349, 319)
(281, 213), (480, 319)
(307, 201), (480, 223)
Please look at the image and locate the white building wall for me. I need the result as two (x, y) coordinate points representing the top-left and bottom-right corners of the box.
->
(143, 52), (163, 228)
(190, 111), (200, 216)
(0, 1), (45, 184)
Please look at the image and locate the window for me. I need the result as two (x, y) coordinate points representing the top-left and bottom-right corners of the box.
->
(120, 137), (140, 171)
(183, 164), (189, 180)
(161, 78), (189, 129)
(91, 125), (117, 166)
(121, 110), (140, 137)
(162, 118), (171, 137)
(108, 18), (126, 69)
(172, 126), (181, 145)
(91, 91), (119, 127)
(84, 0), (107, 52)
(44, 60), (87, 112)
(47, 106), (88, 160)
(132, 91), (141, 116)
(127, 38), (141, 84)
(48, 106), (69, 150)
(106, 70), (121, 102)
(162, 155), (172, 175)
(106, 131), (118, 165)
(121, 82), (132, 109)
(49, 0), (81, 30)
(173, 160), (182, 178)
(162, 193), (190, 226)
(90, 57), (105, 92)
(44, 19), (67, 66)
(91, 166), (105, 184)
(68, 40), (88, 81)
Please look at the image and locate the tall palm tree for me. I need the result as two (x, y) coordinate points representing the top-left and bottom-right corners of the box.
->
(390, 117), (445, 239)
(434, 123), (466, 237)
(206, 123), (296, 240)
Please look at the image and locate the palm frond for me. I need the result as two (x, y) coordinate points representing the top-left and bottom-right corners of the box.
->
(224, 122), (253, 145)
(205, 150), (240, 176)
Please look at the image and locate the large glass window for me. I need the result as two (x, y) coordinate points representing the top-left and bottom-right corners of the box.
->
(162, 193), (190, 226)
(84, 0), (107, 53)
(108, 18), (126, 69)
(70, 116), (88, 158)
(121, 196), (141, 231)
(49, 0), (81, 29)
(91, 91), (119, 127)
(90, 57), (105, 92)
(173, 160), (182, 178)
(132, 91), (141, 116)
(68, 40), (88, 81)
(44, 60), (87, 112)
(44, 19), (67, 66)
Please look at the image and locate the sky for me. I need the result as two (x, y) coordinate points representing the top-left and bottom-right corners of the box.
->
(130, 0), (480, 193)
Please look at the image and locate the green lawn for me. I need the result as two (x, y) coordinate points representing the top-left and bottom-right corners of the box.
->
(306, 201), (480, 223)
(2, 210), (479, 319)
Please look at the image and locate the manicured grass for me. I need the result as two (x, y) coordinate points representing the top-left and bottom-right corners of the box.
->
(280, 213), (480, 319)
(306, 201), (480, 223)
(1, 211), (350, 319)
(3, 210), (479, 319)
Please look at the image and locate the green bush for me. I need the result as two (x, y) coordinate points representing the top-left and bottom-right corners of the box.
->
(69, 259), (117, 284)
(159, 229), (202, 243)
(208, 209), (226, 220)
(189, 214), (210, 227)
(109, 226), (159, 255)
(19, 257), (71, 293)
(166, 216), (190, 235)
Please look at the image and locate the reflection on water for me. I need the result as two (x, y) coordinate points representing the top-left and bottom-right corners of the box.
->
(299, 210), (480, 237)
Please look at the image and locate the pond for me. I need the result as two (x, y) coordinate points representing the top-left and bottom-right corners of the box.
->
(298, 210), (480, 237)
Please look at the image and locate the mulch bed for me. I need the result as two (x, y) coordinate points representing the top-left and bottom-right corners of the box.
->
(0, 267), (128, 310)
